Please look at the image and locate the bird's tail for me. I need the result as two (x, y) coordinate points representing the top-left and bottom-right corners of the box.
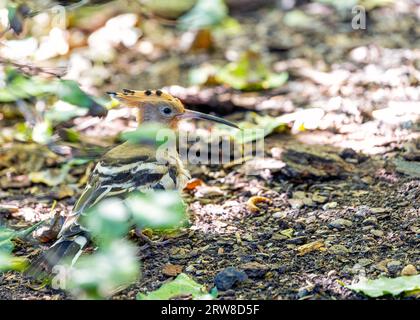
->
(26, 235), (88, 280)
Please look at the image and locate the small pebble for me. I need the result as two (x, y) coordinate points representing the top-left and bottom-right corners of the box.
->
(214, 267), (248, 291)
(241, 262), (269, 278)
(328, 218), (352, 230)
(185, 265), (195, 272)
(272, 211), (287, 219)
(370, 208), (388, 214)
(297, 288), (310, 299)
(288, 199), (304, 209)
(312, 193), (328, 204)
(287, 236), (307, 245)
(401, 264), (417, 276)
(370, 229), (384, 237)
(358, 258), (373, 267)
(329, 244), (349, 255)
(363, 217), (378, 226)
(386, 260), (401, 274)
(340, 148), (358, 160)
(323, 202), (338, 210)
(355, 205), (371, 218)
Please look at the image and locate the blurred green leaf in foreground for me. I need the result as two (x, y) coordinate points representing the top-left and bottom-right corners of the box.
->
(65, 190), (188, 299)
(0, 68), (107, 120)
(0, 222), (44, 272)
(67, 240), (140, 299)
(127, 191), (189, 231)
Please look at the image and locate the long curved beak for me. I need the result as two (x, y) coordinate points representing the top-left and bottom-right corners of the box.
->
(180, 109), (239, 129)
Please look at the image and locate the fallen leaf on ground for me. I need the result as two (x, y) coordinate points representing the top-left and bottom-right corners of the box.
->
(194, 185), (225, 198)
(280, 228), (294, 239)
(346, 275), (420, 298)
(247, 196), (272, 213)
(1, 221), (44, 254)
(184, 178), (205, 191)
(297, 240), (326, 256)
(29, 165), (71, 187)
(137, 273), (214, 300)
(33, 211), (64, 243)
(162, 264), (183, 277)
(0, 205), (19, 215)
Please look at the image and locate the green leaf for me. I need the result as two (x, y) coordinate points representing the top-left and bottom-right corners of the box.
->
(360, 0), (394, 10)
(53, 80), (91, 109)
(14, 220), (45, 239)
(0, 69), (50, 102)
(0, 226), (15, 254)
(0, 88), (19, 101)
(283, 10), (319, 29)
(188, 64), (218, 86)
(217, 112), (288, 143)
(216, 50), (288, 91)
(7, 4), (30, 35)
(45, 101), (89, 123)
(251, 113), (288, 137)
(82, 198), (131, 245)
(60, 128), (81, 143)
(0, 252), (28, 272)
(346, 275), (420, 298)
(0, 69), (107, 119)
(32, 120), (53, 144)
(68, 240), (140, 299)
(280, 228), (294, 239)
(137, 273), (214, 300)
(316, 0), (358, 10)
(121, 123), (172, 148)
(29, 164), (71, 186)
(0, 221), (44, 254)
(178, 0), (228, 30)
(126, 191), (188, 231)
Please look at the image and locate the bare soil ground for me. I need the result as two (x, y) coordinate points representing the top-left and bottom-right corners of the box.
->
(0, 1), (419, 300)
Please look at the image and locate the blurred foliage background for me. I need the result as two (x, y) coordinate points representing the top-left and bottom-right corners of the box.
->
(1, 0), (419, 300)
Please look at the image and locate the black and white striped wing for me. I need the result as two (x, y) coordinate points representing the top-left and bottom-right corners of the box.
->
(58, 145), (184, 237)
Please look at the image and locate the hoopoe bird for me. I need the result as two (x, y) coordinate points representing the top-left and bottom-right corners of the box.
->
(28, 89), (238, 278)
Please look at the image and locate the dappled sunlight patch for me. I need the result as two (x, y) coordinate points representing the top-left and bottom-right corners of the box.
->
(189, 200), (245, 234)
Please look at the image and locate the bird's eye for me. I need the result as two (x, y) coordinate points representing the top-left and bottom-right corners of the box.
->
(162, 107), (172, 115)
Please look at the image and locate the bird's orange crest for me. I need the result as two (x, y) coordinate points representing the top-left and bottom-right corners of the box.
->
(107, 89), (185, 113)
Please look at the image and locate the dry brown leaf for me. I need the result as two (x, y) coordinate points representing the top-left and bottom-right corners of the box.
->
(0, 204), (19, 215)
(33, 211), (64, 243)
(162, 264), (183, 277)
(55, 185), (75, 199)
(247, 196), (272, 212)
(297, 240), (326, 256)
(194, 185), (225, 198)
(183, 178), (205, 191)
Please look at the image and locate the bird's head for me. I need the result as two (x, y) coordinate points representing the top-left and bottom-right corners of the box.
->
(107, 89), (238, 129)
